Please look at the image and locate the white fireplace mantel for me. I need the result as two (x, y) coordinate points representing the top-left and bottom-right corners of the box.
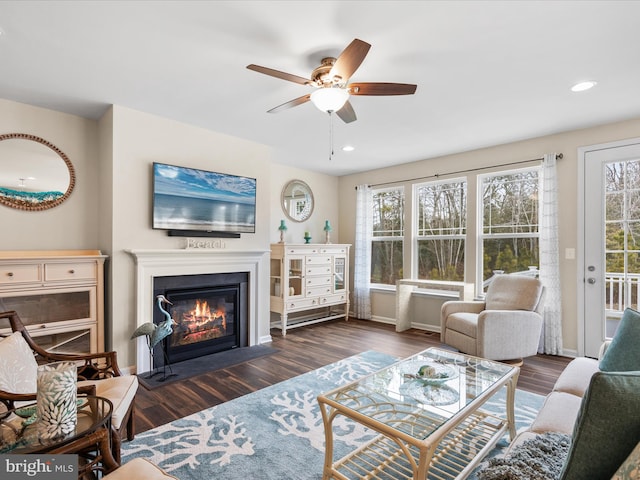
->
(126, 248), (271, 373)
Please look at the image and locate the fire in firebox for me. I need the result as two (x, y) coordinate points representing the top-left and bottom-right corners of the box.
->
(171, 298), (231, 346)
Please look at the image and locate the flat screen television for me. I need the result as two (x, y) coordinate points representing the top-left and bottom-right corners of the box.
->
(152, 162), (256, 235)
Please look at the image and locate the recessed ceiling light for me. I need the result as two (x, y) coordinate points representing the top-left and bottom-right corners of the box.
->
(342, 145), (355, 152)
(571, 81), (597, 92)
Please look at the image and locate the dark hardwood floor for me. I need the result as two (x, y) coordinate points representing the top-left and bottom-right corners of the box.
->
(133, 319), (571, 434)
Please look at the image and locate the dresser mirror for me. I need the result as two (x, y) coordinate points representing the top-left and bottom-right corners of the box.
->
(281, 179), (314, 222)
(0, 133), (75, 211)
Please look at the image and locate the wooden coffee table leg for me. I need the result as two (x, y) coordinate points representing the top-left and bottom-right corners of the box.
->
(506, 374), (519, 441)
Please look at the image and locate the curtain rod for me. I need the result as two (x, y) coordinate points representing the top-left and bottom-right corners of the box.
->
(364, 153), (563, 189)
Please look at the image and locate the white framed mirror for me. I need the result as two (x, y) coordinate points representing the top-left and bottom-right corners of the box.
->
(281, 179), (314, 223)
(0, 133), (75, 211)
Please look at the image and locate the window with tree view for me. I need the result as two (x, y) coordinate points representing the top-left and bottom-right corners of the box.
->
(480, 168), (540, 289)
(605, 159), (640, 316)
(371, 187), (404, 285)
(415, 179), (466, 281)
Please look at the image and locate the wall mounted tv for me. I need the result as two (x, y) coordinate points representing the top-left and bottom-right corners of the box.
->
(153, 162), (256, 238)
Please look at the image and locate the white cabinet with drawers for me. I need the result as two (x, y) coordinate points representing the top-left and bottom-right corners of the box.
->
(0, 250), (107, 353)
(270, 243), (350, 335)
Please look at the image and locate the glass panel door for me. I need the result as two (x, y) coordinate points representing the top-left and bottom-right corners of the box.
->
(334, 255), (346, 292)
(288, 256), (304, 297)
(583, 141), (640, 356)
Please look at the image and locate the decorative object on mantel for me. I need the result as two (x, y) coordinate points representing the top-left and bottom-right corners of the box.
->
(324, 220), (332, 244)
(130, 295), (177, 382)
(36, 361), (77, 439)
(278, 219), (287, 243)
(304, 231), (311, 244)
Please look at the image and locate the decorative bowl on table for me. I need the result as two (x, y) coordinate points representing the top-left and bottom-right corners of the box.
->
(400, 359), (459, 385)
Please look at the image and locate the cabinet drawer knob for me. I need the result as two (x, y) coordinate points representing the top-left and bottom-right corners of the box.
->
(40, 324), (47, 329)
(7, 272), (13, 277)
(69, 269), (75, 274)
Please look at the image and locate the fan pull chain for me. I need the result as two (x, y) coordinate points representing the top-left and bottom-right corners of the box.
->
(328, 111), (334, 161)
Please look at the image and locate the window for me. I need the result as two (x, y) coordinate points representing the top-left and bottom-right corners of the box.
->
(480, 168), (540, 289)
(371, 187), (404, 285)
(415, 179), (466, 281)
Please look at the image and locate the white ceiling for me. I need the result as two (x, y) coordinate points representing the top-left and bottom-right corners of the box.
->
(1, 0), (640, 176)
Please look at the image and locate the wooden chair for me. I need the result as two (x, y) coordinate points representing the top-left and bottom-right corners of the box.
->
(0, 310), (138, 463)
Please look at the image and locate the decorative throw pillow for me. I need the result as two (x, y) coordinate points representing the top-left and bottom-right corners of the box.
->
(477, 432), (571, 480)
(599, 308), (640, 371)
(560, 371), (640, 480)
(0, 331), (38, 394)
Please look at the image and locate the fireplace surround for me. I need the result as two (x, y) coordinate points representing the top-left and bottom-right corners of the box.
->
(127, 248), (270, 374)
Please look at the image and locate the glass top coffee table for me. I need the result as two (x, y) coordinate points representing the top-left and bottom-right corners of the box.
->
(317, 347), (519, 480)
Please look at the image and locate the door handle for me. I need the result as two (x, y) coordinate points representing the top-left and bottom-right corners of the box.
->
(587, 278), (596, 284)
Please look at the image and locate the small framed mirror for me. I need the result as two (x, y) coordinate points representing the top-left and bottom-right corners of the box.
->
(0, 133), (75, 211)
(282, 179), (314, 223)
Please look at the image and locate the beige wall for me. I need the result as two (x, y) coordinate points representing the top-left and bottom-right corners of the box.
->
(270, 163), (340, 244)
(102, 106), (274, 365)
(4, 96), (640, 361)
(0, 100), (342, 368)
(338, 117), (640, 355)
(0, 99), (100, 250)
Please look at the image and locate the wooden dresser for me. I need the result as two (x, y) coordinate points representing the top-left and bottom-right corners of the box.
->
(270, 243), (350, 335)
(0, 250), (106, 353)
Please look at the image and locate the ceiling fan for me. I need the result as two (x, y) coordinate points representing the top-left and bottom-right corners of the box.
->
(247, 38), (417, 123)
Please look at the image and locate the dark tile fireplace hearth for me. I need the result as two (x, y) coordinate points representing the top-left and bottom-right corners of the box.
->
(153, 272), (248, 366)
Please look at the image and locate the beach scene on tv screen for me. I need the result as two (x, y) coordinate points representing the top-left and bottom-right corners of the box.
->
(153, 163), (256, 232)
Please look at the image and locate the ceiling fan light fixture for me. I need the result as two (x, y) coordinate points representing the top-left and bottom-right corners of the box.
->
(310, 88), (349, 112)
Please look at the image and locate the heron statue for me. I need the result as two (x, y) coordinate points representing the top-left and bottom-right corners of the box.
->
(131, 294), (177, 381)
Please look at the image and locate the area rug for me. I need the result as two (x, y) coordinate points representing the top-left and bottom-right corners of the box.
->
(122, 351), (544, 479)
(138, 345), (278, 389)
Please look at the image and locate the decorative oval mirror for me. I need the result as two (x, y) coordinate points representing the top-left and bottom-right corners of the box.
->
(0, 133), (75, 211)
(281, 179), (314, 222)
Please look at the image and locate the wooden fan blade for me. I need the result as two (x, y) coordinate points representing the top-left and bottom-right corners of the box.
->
(267, 94), (311, 114)
(329, 39), (371, 83)
(247, 64), (311, 86)
(348, 82), (417, 96)
(336, 101), (357, 124)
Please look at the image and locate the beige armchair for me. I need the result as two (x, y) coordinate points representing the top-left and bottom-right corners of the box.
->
(440, 275), (544, 362)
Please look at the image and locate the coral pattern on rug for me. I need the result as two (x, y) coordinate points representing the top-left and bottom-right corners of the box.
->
(123, 351), (543, 480)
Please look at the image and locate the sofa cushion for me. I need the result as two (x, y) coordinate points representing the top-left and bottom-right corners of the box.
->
(0, 331), (38, 394)
(552, 357), (600, 397)
(559, 371), (640, 480)
(529, 391), (583, 435)
(599, 308), (640, 372)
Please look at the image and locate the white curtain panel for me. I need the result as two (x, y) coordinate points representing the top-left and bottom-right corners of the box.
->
(539, 153), (563, 354)
(353, 184), (373, 319)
